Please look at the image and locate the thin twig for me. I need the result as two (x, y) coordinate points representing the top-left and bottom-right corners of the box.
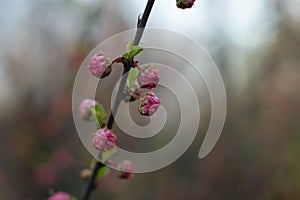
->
(80, 1), (155, 200)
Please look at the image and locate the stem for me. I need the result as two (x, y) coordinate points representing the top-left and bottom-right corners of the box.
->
(80, 1), (155, 200)
(80, 162), (104, 200)
(108, 0), (155, 128)
(133, 0), (155, 44)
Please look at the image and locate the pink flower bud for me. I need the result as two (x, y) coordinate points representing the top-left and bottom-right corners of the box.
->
(78, 99), (99, 120)
(138, 66), (159, 89)
(118, 160), (134, 179)
(80, 169), (92, 180)
(88, 52), (112, 79)
(138, 92), (161, 116)
(93, 129), (116, 151)
(48, 192), (70, 200)
(176, 0), (195, 9)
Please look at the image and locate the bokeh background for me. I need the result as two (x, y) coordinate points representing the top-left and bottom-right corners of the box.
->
(1, 0), (300, 199)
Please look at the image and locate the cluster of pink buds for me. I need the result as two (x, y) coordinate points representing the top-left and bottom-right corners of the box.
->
(136, 65), (161, 116)
(60, 1), (198, 197)
(93, 128), (116, 152)
(78, 51), (136, 182)
(176, 0), (196, 9)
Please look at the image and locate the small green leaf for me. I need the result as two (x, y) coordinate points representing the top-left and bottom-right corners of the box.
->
(70, 197), (77, 200)
(101, 148), (116, 162)
(124, 68), (140, 102)
(123, 41), (143, 60)
(96, 166), (110, 179)
(127, 68), (139, 88)
(126, 40), (134, 51)
(123, 46), (143, 60)
(123, 53), (130, 60)
(91, 104), (107, 127)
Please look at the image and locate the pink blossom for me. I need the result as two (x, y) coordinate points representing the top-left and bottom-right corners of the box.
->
(93, 129), (116, 151)
(138, 92), (161, 116)
(88, 52), (112, 79)
(138, 66), (159, 89)
(176, 0), (196, 9)
(78, 99), (99, 120)
(118, 160), (134, 179)
(48, 192), (70, 200)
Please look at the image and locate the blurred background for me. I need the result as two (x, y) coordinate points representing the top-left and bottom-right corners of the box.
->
(1, 0), (300, 199)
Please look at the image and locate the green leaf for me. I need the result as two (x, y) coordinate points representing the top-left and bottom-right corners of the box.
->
(124, 68), (140, 102)
(101, 148), (116, 162)
(91, 104), (107, 127)
(96, 166), (110, 179)
(126, 40), (134, 51)
(127, 68), (139, 89)
(123, 46), (143, 60)
(123, 40), (143, 60)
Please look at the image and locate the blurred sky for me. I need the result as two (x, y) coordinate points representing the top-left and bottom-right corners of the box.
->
(0, 0), (279, 102)
(0, 0), (274, 40)
(0, 0), (277, 50)
(118, 0), (277, 46)
(0, 1), (28, 100)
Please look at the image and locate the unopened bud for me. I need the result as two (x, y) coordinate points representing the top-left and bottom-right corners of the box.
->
(80, 169), (92, 180)
(138, 92), (161, 116)
(93, 129), (116, 152)
(78, 99), (99, 120)
(176, 0), (196, 9)
(88, 52), (112, 79)
(138, 66), (159, 89)
(118, 160), (134, 179)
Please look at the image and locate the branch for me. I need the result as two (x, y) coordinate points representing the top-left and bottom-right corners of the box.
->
(80, 1), (155, 200)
